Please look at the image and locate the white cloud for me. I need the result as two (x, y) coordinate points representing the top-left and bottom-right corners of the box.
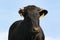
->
(0, 32), (60, 40)
(45, 36), (60, 40)
(0, 32), (8, 40)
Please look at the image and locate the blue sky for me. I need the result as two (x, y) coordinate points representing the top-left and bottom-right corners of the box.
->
(0, 0), (60, 40)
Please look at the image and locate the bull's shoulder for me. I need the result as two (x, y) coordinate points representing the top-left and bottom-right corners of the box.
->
(9, 20), (23, 31)
(14, 20), (23, 25)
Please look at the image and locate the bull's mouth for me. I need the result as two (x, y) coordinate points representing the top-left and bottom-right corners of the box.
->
(32, 27), (40, 33)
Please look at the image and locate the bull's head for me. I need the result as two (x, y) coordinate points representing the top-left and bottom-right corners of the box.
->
(18, 5), (48, 18)
(18, 5), (48, 32)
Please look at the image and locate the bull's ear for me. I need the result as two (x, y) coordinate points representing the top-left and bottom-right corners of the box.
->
(18, 8), (24, 16)
(39, 10), (48, 18)
(40, 13), (45, 18)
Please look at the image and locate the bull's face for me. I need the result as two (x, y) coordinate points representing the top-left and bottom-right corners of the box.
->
(18, 5), (48, 29)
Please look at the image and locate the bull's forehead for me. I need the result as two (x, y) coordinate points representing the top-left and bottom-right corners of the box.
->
(24, 5), (41, 11)
(25, 5), (37, 8)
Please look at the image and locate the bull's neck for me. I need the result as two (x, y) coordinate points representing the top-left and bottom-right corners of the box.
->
(24, 18), (40, 27)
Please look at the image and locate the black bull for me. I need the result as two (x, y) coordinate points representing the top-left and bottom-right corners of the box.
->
(8, 5), (48, 40)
